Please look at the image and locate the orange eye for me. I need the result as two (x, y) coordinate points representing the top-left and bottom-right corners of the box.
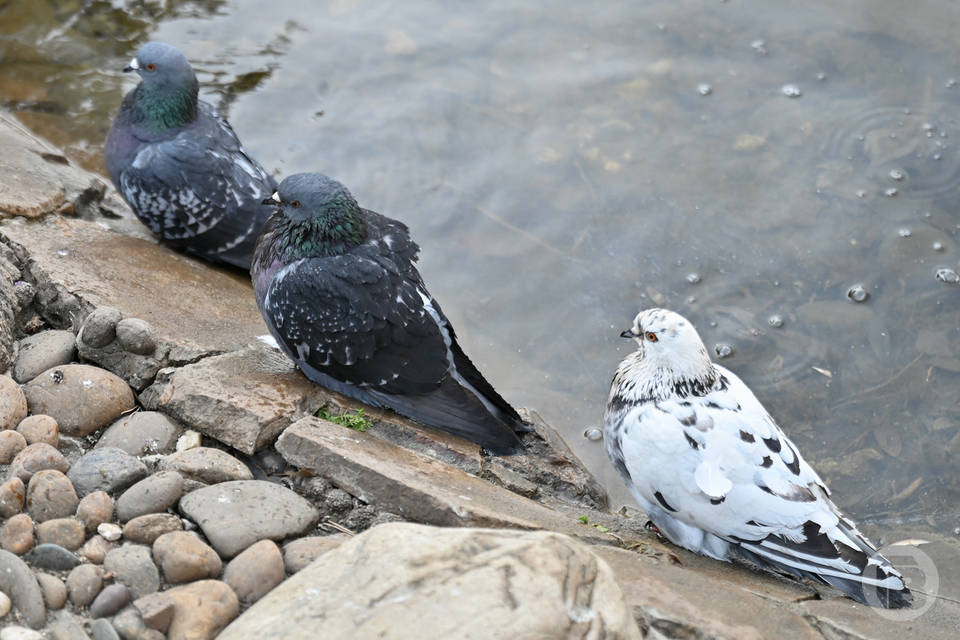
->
(291, 201), (301, 208)
(146, 63), (156, 71)
(645, 332), (658, 342)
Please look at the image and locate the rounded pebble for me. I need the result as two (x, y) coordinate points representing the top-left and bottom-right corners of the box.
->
(96, 412), (182, 456)
(0, 476), (25, 518)
(223, 539), (284, 604)
(90, 583), (131, 619)
(8, 442), (69, 483)
(12, 330), (77, 383)
(36, 517), (86, 550)
(115, 319), (157, 356)
(79, 307), (122, 348)
(90, 619), (121, 640)
(23, 365), (136, 437)
(0, 375), (28, 430)
(15, 415), (59, 448)
(116, 471), (183, 522)
(97, 523), (123, 542)
(122, 514), (183, 545)
(846, 284), (870, 303)
(80, 535), (115, 565)
(282, 535), (350, 574)
(0, 630), (44, 640)
(35, 572), (67, 610)
(160, 447), (252, 484)
(67, 564), (104, 607)
(112, 607), (165, 640)
(104, 545), (160, 598)
(77, 492), (115, 534)
(26, 469), (79, 522)
(0, 548), (46, 628)
(0, 430), (27, 464)
(0, 590), (9, 617)
(24, 543), (81, 570)
(67, 448), (147, 497)
(153, 531), (222, 583)
(165, 580), (238, 639)
(0, 513), (35, 555)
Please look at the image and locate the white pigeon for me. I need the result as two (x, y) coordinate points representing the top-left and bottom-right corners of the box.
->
(603, 308), (912, 608)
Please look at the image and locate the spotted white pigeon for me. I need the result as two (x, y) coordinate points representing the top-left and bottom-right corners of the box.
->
(252, 173), (529, 453)
(105, 42), (276, 269)
(604, 308), (912, 608)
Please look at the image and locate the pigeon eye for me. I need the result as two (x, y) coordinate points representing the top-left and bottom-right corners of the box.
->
(645, 332), (658, 342)
(291, 201), (301, 208)
(146, 63), (156, 71)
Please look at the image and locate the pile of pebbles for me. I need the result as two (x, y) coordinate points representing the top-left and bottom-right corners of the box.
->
(0, 319), (400, 639)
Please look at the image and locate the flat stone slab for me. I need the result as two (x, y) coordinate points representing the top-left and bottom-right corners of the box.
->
(140, 346), (329, 454)
(0, 214), (266, 357)
(275, 417), (612, 544)
(178, 480), (320, 558)
(218, 523), (641, 640)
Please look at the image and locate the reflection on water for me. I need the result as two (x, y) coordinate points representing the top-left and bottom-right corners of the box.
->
(2, 0), (958, 573)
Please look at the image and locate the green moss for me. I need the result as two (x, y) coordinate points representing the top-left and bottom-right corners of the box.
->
(316, 405), (374, 432)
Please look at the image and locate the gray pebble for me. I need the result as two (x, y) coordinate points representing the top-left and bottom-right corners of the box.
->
(103, 545), (159, 598)
(67, 448), (147, 497)
(13, 330), (77, 383)
(0, 628), (45, 640)
(49, 615), (91, 640)
(24, 543), (81, 571)
(0, 549), (46, 628)
(96, 412), (182, 456)
(111, 607), (165, 640)
(115, 319), (156, 356)
(116, 471), (183, 522)
(67, 564), (103, 607)
(90, 619), (121, 640)
(90, 583), (130, 619)
(79, 307), (122, 349)
(35, 572), (67, 610)
(26, 470), (78, 522)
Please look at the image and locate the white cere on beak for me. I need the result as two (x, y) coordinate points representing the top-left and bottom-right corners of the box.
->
(128, 57), (140, 70)
(270, 192), (281, 203)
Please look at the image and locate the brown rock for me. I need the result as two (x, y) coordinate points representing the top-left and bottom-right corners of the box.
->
(7, 442), (69, 483)
(75, 491), (114, 533)
(282, 535), (349, 574)
(66, 563), (103, 607)
(16, 414), (59, 447)
(0, 513), (35, 554)
(26, 469), (78, 522)
(12, 330), (77, 384)
(36, 572), (68, 610)
(79, 535), (115, 564)
(223, 540), (284, 604)
(218, 523), (640, 640)
(276, 418), (612, 543)
(0, 475), (25, 517)
(159, 448), (252, 484)
(122, 513), (183, 545)
(23, 364), (135, 436)
(0, 429), (27, 464)
(96, 411), (182, 456)
(165, 580), (239, 640)
(0, 374), (28, 429)
(35, 517), (86, 550)
(152, 531), (222, 584)
(134, 591), (176, 633)
(140, 346), (328, 454)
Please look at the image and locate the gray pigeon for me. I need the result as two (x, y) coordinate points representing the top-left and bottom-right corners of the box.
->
(105, 42), (276, 269)
(604, 308), (912, 608)
(252, 173), (529, 453)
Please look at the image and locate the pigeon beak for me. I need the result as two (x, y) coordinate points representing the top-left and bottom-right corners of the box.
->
(620, 329), (635, 339)
(262, 192), (281, 206)
(123, 57), (139, 73)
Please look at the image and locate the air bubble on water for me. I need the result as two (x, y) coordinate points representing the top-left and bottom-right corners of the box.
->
(708, 321), (718, 328)
(889, 169), (905, 181)
(583, 428), (603, 441)
(698, 83), (713, 96)
(751, 40), (767, 55)
(898, 228), (912, 238)
(714, 343), (734, 358)
(855, 189), (866, 198)
(56, 249), (69, 257)
(685, 295), (696, 304)
(889, 133), (897, 139)
(946, 78), (957, 88)
(933, 241), (944, 251)
(935, 268), (960, 284)
(847, 284), (869, 303)
(781, 84), (801, 97)
(933, 153), (942, 161)
(884, 187), (898, 197)
(903, 108), (911, 115)
(767, 314), (784, 328)
(685, 272), (702, 284)
(856, 135), (865, 141)
(750, 328), (762, 336)
(816, 72), (827, 81)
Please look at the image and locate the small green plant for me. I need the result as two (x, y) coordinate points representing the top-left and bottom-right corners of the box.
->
(576, 515), (610, 533)
(316, 405), (374, 432)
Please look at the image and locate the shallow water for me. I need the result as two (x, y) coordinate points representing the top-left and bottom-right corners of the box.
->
(2, 0), (959, 605)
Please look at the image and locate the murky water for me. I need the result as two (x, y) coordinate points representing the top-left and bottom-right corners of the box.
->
(3, 0), (959, 603)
